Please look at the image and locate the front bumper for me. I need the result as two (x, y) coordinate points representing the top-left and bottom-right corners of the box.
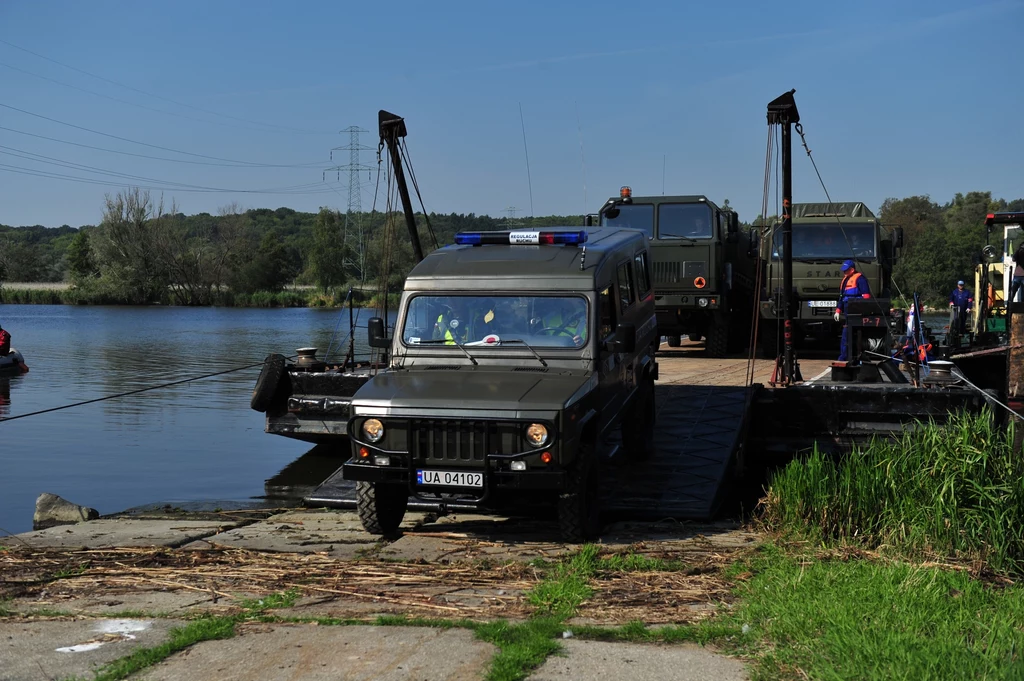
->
(342, 461), (566, 491)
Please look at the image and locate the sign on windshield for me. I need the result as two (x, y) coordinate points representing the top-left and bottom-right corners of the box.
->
(772, 223), (876, 259)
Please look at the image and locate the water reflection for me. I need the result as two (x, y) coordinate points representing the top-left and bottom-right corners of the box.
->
(0, 377), (10, 416)
(0, 304), (393, 534)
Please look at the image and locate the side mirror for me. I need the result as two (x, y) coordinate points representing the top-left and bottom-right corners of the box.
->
(728, 212), (739, 234)
(604, 322), (636, 354)
(604, 207), (620, 220)
(367, 317), (390, 349)
(893, 227), (904, 249)
(584, 214), (597, 227)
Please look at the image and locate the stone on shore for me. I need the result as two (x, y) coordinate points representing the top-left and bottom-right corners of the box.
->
(33, 493), (99, 530)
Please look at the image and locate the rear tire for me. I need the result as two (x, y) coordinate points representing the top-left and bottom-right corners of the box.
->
(356, 481), (409, 535)
(687, 333), (702, 342)
(558, 442), (601, 543)
(666, 335), (682, 348)
(622, 380), (655, 461)
(250, 354), (286, 412)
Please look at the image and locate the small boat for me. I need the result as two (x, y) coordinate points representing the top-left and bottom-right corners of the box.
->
(0, 349), (29, 375)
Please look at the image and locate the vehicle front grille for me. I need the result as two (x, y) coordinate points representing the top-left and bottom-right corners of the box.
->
(410, 420), (521, 463)
(653, 261), (707, 285)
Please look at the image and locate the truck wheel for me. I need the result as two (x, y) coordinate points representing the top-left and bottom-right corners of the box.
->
(687, 333), (702, 342)
(666, 335), (682, 348)
(356, 481), (409, 535)
(558, 444), (601, 543)
(622, 380), (655, 461)
(706, 315), (728, 358)
(250, 354), (286, 412)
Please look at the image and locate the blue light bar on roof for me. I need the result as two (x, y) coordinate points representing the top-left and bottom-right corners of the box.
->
(454, 230), (588, 246)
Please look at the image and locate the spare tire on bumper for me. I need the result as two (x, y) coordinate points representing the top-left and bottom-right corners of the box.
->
(251, 354), (286, 412)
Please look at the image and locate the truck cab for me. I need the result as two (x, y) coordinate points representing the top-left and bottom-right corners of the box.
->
(757, 202), (900, 356)
(595, 189), (751, 357)
(343, 227), (659, 541)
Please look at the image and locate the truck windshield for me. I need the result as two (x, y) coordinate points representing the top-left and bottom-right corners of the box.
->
(658, 203), (713, 239)
(402, 295), (589, 348)
(601, 204), (653, 239)
(772, 223), (876, 259)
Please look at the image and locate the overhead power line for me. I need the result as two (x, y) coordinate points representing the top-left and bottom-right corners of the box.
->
(0, 61), (301, 136)
(0, 101), (322, 167)
(0, 162), (339, 195)
(0, 38), (333, 136)
(0, 125), (325, 168)
(0, 144), (333, 192)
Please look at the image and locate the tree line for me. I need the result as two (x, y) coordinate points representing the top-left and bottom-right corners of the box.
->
(0, 188), (582, 305)
(1, 188), (1021, 306)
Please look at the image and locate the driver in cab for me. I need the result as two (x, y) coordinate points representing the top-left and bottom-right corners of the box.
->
(534, 299), (587, 346)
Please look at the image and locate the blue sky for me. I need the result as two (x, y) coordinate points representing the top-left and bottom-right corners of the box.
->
(1, 0), (1021, 228)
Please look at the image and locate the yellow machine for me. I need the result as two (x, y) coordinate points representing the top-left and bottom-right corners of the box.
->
(974, 212), (1024, 337)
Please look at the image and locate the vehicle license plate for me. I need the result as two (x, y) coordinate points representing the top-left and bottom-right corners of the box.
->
(417, 470), (484, 487)
(807, 300), (835, 308)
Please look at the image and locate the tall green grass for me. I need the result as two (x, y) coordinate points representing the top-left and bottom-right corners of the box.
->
(763, 410), (1024, 573)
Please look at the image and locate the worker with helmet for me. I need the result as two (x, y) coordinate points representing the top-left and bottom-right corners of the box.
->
(834, 259), (872, 362)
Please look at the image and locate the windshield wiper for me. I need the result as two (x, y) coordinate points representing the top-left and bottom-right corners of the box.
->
(500, 339), (548, 367)
(413, 339), (478, 365)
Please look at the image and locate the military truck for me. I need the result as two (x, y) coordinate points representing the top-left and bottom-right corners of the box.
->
(757, 202), (902, 356)
(342, 227), (659, 541)
(593, 189), (754, 357)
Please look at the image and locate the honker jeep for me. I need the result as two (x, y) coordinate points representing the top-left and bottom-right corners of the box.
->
(342, 227), (659, 541)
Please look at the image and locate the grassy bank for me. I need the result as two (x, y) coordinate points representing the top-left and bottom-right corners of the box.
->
(725, 543), (1024, 680)
(761, 410), (1024, 574)
(0, 285), (401, 309)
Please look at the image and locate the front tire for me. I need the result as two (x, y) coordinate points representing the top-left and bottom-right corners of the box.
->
(706, 313), (729, 358)
(356, 481), (409, 535)
(666, 335), (682, 348)
(558, 442), (601, 543)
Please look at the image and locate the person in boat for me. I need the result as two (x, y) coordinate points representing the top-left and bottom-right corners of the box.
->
(0, 323), (10, 356)
(948, 280), (973, 336)
(834, 259), (871, 362)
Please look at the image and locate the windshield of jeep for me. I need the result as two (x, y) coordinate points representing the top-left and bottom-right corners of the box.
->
(658, 203), (713, 239)
(600, 204), (653, 238)
(772, 223), (876, 260)
(402, 295), (589, 348)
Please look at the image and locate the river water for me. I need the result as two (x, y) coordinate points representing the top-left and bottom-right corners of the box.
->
(0, 304), (386, 535)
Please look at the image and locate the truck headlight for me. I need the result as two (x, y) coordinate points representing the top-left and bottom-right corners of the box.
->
(525, 423), (549, 447)
(362, 418), (384, 443)
(698, 298), (709, 308)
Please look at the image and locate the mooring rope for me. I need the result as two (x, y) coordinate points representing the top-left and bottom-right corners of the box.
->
(0, 357), (293, 423)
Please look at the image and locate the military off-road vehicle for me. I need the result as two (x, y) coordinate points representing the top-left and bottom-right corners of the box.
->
(342, 227), (659, 541)
(593, 189), (753, 357)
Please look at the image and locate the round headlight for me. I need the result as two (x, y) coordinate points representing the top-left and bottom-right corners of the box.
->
(362, 418), (384, 443)
(525, 423), (549, 447)
(698, 297), (709, 308)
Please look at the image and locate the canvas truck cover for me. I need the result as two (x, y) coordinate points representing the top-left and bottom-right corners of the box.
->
(791, 202), (876, 219)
